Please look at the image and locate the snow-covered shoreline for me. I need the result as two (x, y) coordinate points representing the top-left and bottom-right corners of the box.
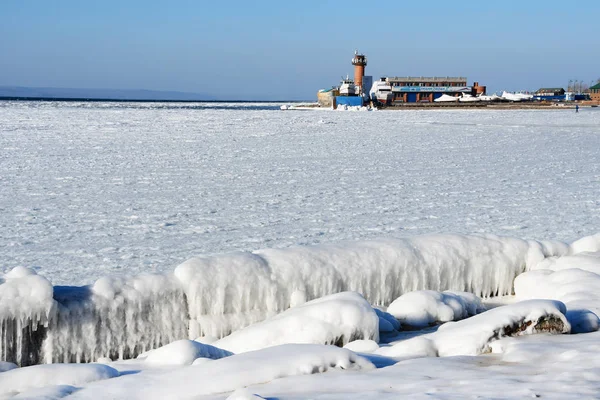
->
(1, 232), (597, 367)
(2, 101), (600, 399)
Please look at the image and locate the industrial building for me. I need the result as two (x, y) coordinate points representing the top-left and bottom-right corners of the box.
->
(385, 77), (485, 103)
(590, 83), (600, 102)
(533, 88), (566, 101)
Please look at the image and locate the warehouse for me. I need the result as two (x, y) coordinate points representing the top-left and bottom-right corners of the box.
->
(533, 88), (566, 101)
(385, 77), (485, 103)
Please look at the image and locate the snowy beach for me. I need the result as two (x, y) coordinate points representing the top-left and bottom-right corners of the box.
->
(1, 101), (600, 399)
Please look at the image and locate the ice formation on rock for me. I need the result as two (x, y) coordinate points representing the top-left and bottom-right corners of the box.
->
(515, 267), (600, 333)
(0, 233), (590, 366)
(0, 267), (55, 366)
(176, 234), (567, 337)
(43, 273), (189, 363)
(213, 292), (379, 353)
(378, 300), (570, 358)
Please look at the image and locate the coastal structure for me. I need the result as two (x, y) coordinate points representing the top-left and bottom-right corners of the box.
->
(590, 83), (600, 102)
(534, 88), (566, 101)
(316, 50), (593, 107)
(317, 50), (487, 107)
(351, 51), (367, 95)
(383, 77), (486, 104)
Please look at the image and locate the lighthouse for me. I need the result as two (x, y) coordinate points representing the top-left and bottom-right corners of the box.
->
(351, 51), (367, 94)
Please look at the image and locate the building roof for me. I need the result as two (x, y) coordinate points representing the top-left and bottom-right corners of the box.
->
(386, 76), (467, 83)
(590, 83), (600, 90)
(536, 88), (565, 93)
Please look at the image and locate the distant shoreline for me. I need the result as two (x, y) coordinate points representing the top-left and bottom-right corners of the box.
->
(0, 96), (305, 103)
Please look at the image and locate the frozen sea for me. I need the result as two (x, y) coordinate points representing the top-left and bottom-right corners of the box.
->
(1, 101), (599, 285)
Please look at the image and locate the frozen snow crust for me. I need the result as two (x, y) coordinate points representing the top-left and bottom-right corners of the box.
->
(0, 233), (590, 366)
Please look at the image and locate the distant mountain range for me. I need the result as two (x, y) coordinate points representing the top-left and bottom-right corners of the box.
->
(0, 86), (217, 101)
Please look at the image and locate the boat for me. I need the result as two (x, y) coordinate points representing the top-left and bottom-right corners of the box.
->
(339, 76), (357, 96)
(501, 91), (534, 102)
(459, 93), (481, 102)
(477, 93), (501, 102)
(434, 94), (459, 103)
(369, 78), (393, 105)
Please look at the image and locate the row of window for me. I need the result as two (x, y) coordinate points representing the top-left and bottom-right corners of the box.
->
(390, 82), (466, 87)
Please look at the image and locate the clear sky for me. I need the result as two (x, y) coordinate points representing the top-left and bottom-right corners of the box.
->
(1, 0), (599, 100)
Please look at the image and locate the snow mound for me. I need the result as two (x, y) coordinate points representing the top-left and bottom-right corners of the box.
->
(143, 339), (232, 366)
(387, 290), (485, 328)
(378, 300), (570, 358)
(70, 344), (374, 399)
(570, 233), (600, 254)
(375, 337), (438, 359)
(515, 267), (600, 333)
(175, 234), (567, 338)
(0, 363), (118, 395)
(213, 292), (379, 354)
(0, 267), (54, 320)
(532, 251), (600, 274)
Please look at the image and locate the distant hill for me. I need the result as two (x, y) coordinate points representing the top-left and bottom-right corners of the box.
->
(0, 86), (217, 101)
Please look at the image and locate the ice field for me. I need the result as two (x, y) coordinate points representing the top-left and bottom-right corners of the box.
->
(1, 101), (600, 399)
(1, 102), (599, 285)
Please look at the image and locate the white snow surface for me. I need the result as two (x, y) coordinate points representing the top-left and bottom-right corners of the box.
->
(387, 290), (486, 328)
(67, 344), (374, 399)
(213, 292), (378, 353)
(0, 363), (119, 396)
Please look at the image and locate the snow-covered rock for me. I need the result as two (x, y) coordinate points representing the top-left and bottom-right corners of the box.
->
(213, 292), (379, 353)
(378, 300), (570, 358)
(175, 234), (567, 338)
(43, 273), (188, 364)
(0, 267), (55, 366)
(387, 290), (485, 328)
(143, 339), (232, 366)
(515, 267), (600, 333)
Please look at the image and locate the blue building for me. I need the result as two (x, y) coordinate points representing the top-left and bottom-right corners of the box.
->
(533, 88), (566, 101)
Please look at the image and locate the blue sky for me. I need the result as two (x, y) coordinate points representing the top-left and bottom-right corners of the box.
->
(1, 0), (599, 100)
